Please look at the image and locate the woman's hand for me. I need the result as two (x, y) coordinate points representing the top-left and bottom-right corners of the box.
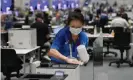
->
(66, 58), (83, 65)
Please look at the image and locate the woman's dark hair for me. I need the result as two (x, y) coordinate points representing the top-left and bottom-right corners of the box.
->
(122, 13), (129, 21)
(74, 8), (81, 13)
(67, 12), (84, 25)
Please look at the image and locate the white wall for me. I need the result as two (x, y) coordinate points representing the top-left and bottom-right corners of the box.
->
(14, 0), (30, 10)
(79, 0), (86, 7)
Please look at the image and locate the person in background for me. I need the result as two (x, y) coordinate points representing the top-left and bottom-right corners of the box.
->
(1, 14), (6, 31)
(43, 12), (50, 25)
(93, 15), (100, 32)
(25, 11), (34, 25)
(4, 15), (13, 30)
(31, 13), (50, 48)
(108, 6), (114, 13)
(48, 12), (88, 64)
(97, 6), (103, 16)
(99, 11), (108, 32)
(55, 10), (62, 25)
(111, 12), (129, 28)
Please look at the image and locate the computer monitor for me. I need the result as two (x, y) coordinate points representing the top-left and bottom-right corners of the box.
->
(93, 34), (103, 66)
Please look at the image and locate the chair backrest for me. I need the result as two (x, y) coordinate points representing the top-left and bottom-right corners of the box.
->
(1, 49), (22, 66)
(114, 32), (131, 46)
(1, 33), (8, 46)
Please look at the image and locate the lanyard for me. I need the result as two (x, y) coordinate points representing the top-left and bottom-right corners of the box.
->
(69, 40), (80, 58)
(66, 30), (80, 58)
(69, 44), (73, 58)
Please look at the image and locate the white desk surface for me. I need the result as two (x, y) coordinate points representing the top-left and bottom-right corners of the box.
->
(2, 46), (40, 55)
(15, 46), (40, 55)
(16, 17), (25, 21)
(105, 25), (133, 29)
(86, 33), (114, 38)
(15, 21), (25, 24)
(105, 25), (111, 28)
(51, 25), (64, 29)
(83, 26), (94, 29)
(83, 25), (111, 29)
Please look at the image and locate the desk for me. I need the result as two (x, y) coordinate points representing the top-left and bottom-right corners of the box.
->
(19, 74), (68, 80)
(83, 26), (94, 29)
(50, 33), (114, 39)
(51, 25), (64, 29)
(2, 46), (40, 74)
(16, 17), (25, 21)
(86, 33), (114, 38)
(15, 46), (40, 73)
(105, 25), (111, 28)
(34, 64), (80, 80)
(14, 21), (25, 24)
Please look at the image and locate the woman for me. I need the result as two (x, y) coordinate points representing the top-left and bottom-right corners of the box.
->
(48, 12), (89, 64)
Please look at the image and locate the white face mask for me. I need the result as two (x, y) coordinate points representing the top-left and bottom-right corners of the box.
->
(69, 27), (82, 35)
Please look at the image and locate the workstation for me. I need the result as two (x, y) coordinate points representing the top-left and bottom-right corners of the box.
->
(1, 0), (133, 80)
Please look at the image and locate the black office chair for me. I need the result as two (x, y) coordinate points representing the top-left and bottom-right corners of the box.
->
(1, 32), (8, 46)
(1, 49), (23, 80)
(109, 32), (133, 68)
(104, 27), (124, 57)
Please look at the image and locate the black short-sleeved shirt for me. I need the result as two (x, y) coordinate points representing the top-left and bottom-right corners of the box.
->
(31, 22), (50, 46)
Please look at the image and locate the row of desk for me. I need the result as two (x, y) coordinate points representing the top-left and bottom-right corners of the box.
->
(1, 46), (40, 74)
(1, 46), (80, 80)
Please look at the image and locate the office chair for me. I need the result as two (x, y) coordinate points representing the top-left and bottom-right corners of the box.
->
(109, 32), (133, 68)
(104, 27), (124, 57)
(1, 49), (23, 80)
(1, 32), (8, 46)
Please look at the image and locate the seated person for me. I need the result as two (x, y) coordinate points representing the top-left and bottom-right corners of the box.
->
(48, 12), (89, 64)
(111, 12), (129, 28)
(25, 11), (34, 25)
(31, 14), (50, 48)
(99, 11), (108, 32)
(43, 12), (50, 25)
(108, 6), (114, 13)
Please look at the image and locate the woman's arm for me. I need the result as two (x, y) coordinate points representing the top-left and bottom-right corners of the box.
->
(48, 49), (82, 64)
(48, 49), (68, 62)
